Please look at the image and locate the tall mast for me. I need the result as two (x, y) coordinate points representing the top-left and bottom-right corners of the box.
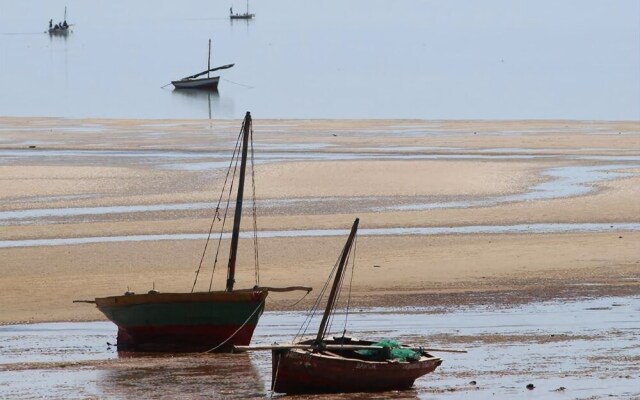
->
(64, 6), (67, 21)
(315, 218), (359, 344)
(207, 39), (211, 79)
(226, 112), (252, 291)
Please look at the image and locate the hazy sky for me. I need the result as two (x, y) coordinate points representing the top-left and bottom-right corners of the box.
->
(0, 0), (638, 119)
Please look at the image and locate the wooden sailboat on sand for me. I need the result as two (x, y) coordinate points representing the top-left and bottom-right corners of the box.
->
(87, 112), (310, 352)
(172, 39), (234, 90)
(237, 218), (453, 394)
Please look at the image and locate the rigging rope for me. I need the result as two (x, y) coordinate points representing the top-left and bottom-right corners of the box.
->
(250, 125), (261, 286)
(219, 125), (245, 291)
(263, 289), (313, 311)
(211, 147), (241, 292)
(325, 241), (353, 340)
(192, 128), (244, 292)
(293, 230), (358, 343)
(293, 264), (334, 342)
(285, 289), (311, 308)
(342, 235), (357, 336)
(293, 243), (343, 342)
(194, 115), (262, 292)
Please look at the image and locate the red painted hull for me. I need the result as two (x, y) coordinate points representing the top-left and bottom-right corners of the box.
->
(116, 323), (258, 352)
(271, 345), (442, 393)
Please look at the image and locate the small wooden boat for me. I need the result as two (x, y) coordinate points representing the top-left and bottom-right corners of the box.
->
(48, 25), (70, 35)
(48, 7), (71, 35)
(270, 337), (443, 393)
(229, 0), (255, 20)
(171, 39), (234, 91)
(172, 76), (220, 90)
(236, 218), (449, 394)
(81, 112), (310, 352)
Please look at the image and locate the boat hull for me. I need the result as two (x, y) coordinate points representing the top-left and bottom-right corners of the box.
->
(271, 346), (442, 393)
(230, 14), (255, 19)
(172, 76), (220, 90)
(95, 290), (267, 352)
(48, 28), (70, 35)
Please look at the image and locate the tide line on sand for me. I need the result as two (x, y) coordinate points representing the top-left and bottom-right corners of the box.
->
(1, 223), (638, 249)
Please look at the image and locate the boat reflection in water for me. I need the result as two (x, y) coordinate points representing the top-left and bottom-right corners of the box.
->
(97, 353), (266, 398)
(171, 88), (220, 119)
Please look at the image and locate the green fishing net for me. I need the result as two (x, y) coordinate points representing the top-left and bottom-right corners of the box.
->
(356, 339), (421, 362)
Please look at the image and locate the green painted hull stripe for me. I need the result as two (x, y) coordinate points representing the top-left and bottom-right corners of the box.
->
(99, 300), (264, 327)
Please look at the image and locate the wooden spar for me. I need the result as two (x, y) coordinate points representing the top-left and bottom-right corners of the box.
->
(235, 343), (467, 353)
(226, 112), (252, 292)
(257, 286), (312, 293)
(315, 218), (359, 344)
(180, 64), (234, 81)
(207, 39), (211, 79)
(421, 347), (468, 353)
(236, 344), (383, 352)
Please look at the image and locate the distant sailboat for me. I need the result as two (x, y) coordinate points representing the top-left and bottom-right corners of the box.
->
(48, 6), (71, 35)
(230, 0), (255, 20)
(172, 39), (234, 91)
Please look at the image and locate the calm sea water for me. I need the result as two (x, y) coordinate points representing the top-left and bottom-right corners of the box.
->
(0, 0), (638, 120)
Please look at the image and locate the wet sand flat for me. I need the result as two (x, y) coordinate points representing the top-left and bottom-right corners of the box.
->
(0, 117), (639, 324)
(1, 297), (638, 399)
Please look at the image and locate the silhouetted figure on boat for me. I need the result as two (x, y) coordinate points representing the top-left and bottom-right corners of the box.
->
(48, 7), (71, 34)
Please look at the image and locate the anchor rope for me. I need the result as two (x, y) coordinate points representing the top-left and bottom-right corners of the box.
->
(221, 77), (254, 88)
(200, 299), (264, 354)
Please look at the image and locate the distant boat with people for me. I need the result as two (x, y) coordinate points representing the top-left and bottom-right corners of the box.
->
(230, 0), (255, 20)
(48, 6), (71, 35)
(171, 39), (234, 91)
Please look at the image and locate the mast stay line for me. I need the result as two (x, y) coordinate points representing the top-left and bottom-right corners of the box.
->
(226, 112), (252, 292)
